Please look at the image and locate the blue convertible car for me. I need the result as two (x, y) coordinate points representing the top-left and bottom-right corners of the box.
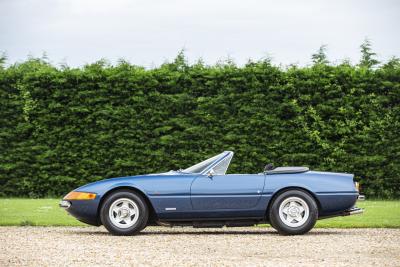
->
(60, 151), (363, 235)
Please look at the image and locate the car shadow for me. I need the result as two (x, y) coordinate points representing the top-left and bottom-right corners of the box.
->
(70, 228), (344, 236)
(138, 229), (343, 236)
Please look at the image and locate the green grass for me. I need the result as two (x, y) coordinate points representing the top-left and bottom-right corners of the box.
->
(315, 200), (400, 228)
(0, 199), (84, 226)
(0, 199), (399, 228)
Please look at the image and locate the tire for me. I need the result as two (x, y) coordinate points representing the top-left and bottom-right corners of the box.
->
(100, 190), (149, 235)
(268, 189), (318, 235)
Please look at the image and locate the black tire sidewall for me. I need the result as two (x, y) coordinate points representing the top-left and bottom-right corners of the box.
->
(269, 190), (318, 235)
(100, 190), (148, 235)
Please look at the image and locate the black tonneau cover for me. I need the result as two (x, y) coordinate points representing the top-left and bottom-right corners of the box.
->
(266, 166), (309, 174)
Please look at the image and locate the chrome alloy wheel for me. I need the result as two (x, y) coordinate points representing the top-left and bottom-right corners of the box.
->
(278, 196), (310, 227)
(108, 198), (139, 228)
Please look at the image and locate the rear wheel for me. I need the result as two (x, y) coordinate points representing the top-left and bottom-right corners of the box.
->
(100, 190), (148, 235)
(269, 189), (318, 235)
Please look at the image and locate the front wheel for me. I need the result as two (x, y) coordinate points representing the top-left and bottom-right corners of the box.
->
(100, 190), (149, 235)
(269, 190), (318, 235)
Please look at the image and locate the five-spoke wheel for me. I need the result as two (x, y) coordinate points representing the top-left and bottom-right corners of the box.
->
(269, 190), (318, 235)
(279, 196), (309, 227)
(101, 190), (148, 235)
(109, 198), (140, 228)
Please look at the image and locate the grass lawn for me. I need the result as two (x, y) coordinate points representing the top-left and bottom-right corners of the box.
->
(315, 200), (400, 228)
(0, 199), (85, 226)
(0, 199), (399, 228)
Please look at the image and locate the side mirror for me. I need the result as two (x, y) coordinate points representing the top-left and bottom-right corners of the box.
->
(207, 169), (215, 178)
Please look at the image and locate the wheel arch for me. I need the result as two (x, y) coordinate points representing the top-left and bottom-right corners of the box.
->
(97, 186), (158, 225)
(265, 186), (321, 221)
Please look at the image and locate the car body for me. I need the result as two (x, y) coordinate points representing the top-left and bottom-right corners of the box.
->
(60, 151), (363, 235)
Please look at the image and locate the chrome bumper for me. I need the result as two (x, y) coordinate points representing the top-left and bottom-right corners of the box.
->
(358, 195), (365, 201)
(59, 200), (71, 209)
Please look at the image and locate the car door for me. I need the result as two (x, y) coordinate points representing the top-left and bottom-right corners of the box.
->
(190, 174), (265, 210)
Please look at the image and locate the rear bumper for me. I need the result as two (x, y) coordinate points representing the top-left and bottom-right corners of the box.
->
(341, 194), (364, 216)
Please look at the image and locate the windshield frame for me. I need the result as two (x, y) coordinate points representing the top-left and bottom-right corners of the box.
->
(182, 151), (234, 175)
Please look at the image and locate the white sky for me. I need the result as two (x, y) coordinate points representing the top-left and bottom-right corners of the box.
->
(0, 0), (399, 67)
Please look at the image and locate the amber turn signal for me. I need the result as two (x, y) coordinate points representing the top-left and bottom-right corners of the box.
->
(64, 191), (97, 200)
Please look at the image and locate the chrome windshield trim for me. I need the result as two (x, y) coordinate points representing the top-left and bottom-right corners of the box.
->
(200, 151), (234, 175)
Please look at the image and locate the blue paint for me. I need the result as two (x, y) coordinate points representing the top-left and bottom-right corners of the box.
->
(62, 151), (359, 226)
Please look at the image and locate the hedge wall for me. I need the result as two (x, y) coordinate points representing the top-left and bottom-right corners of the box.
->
(0, 54), (399, 198)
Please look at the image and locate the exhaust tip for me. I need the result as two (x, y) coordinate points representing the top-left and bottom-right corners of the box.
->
(342, 207), (364, 216)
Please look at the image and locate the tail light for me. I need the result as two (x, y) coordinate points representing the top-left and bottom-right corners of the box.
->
(354, 182), (360, 192)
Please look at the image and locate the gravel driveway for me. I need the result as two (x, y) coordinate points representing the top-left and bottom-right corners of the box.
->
(1, 226), (399, 267)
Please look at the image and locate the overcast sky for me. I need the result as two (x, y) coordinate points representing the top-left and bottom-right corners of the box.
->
(0, 0), (399, 67)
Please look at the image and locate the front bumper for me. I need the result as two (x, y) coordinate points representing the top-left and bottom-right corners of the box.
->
(59, 199), (101, 226)
(59, 200), (71, 208)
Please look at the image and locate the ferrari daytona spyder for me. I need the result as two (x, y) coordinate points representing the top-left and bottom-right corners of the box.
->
(60, 151), (363, 235)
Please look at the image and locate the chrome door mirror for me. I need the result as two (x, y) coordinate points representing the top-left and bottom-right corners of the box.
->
(207, 169), (215, 178)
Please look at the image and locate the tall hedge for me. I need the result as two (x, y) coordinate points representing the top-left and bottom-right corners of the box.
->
(0, 54), (399, 198)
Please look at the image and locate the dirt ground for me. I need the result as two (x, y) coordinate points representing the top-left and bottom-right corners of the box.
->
(0, 226), (399, 267)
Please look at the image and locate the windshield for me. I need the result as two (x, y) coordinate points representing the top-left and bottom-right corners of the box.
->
(183, 151), (233, 175)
